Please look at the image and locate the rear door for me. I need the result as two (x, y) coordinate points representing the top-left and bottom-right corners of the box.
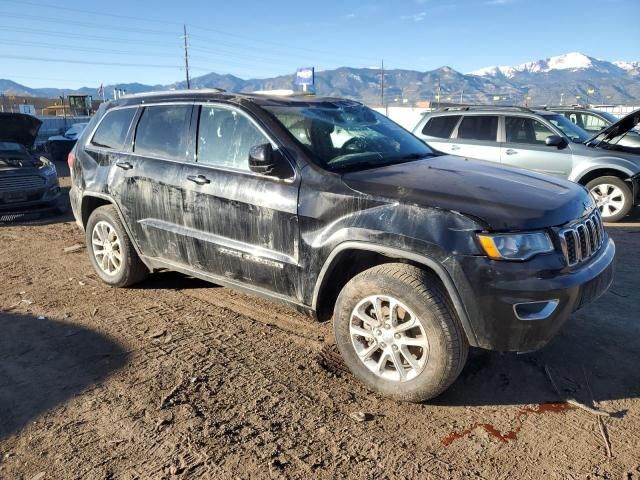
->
(449, 114), (501, 162)
(180, 103), (301, 300)
(83, 105), (138, 216)
(120, 103), (197, 265)
(417, 115), (461, 154)
(501, 115), (573, 178)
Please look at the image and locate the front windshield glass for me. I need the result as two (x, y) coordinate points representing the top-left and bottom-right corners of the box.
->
(65, 124), (87, 137)
(265, 103), (433, 172)
(542, 113), (591, 143)
(0, 141), (24, 152)
(598, 111), (619, 124)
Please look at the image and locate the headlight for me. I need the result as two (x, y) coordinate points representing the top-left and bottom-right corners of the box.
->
(38, 156), (57, 176)
(477, 232), (554, 261)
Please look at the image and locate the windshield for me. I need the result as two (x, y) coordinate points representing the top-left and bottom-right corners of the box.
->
(0, 141), (24, 152)
(65, 123), (87, 137)
(265, 103), (433, 172)
(597, 111), (620, 124)
(542, 113), (591, 143)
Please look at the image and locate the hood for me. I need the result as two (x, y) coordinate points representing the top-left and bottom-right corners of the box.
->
(0, 113), (42, 148)
(342, 155), (594, 231)
(586, 108), (640, 145)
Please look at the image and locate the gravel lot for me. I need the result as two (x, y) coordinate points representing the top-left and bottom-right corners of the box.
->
(1, 166), (639, 479)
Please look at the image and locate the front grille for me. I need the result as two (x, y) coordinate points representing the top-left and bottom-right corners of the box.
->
(558, 210), (605, 266)
(0, 175), (46, 191)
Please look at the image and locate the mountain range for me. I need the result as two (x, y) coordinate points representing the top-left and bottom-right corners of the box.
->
(1, 52), (639, 106)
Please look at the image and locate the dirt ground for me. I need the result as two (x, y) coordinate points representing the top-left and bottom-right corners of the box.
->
(1, 165), (639, 480)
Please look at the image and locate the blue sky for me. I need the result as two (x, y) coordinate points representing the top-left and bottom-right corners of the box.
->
(1, 0), (638, 89)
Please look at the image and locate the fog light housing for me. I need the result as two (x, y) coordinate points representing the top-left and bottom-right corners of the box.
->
(513, 300), (559, 321)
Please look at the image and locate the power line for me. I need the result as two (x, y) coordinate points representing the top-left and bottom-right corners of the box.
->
(1, 40), (178, 58)
(0, 26), (180, 48)
(0, 0), (378, 64)
(0, 11), (176, 36)
(0, 54), (181, 69)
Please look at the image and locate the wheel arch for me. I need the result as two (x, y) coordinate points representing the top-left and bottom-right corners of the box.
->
(80, 192), (152, 270)
(312, 242), (479, 346)
(575, 167), (633, 187)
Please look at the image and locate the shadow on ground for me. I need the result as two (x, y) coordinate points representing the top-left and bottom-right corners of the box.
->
(433, 224), (640, 408)
(0, 311), (129, 439)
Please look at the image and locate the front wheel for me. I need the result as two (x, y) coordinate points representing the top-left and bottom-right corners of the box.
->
(587, 176), (633, 223)
(333, 264), (468, 402)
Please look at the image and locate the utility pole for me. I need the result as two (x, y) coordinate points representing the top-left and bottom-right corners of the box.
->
(183, 24), (191, 89)
(436, 77), (441, 109)
(380, 59), (384, 108)
(460, 88), (464, 104)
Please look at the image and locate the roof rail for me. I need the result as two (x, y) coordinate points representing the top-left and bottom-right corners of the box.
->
(438, 105), (535, 113)
(122, 88), (227, 98)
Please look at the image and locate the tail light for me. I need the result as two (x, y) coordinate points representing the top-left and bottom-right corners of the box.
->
(68, 151), (76, 170)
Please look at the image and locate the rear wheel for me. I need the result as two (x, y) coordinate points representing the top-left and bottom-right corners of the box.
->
(86, 205), (148, 287)
(333, 264), (468, 402)
(587, 176), (632, 223)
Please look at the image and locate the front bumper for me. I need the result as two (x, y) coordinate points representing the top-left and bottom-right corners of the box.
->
(451, 237), (615, 352)
(0, 179), (63, 213)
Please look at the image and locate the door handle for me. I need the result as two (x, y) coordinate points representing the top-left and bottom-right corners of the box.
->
(451, 145), (460, 151)
(187, 174), (211, 185)
(115, 161), (133, 170)
(505, 149), (518, 156)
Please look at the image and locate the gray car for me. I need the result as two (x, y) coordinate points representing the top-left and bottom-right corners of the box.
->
(543, 106), (640, 148)
(413, 106), (640, 222)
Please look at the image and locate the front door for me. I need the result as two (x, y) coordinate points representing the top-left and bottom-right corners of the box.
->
(501, 115), (573, 178)
(181, 104), (301, 300)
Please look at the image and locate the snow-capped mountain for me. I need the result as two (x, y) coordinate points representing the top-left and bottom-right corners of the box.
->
(1, 52), (639, 105)
(614, 61), (640, 76)
(469, 52), (625, 78)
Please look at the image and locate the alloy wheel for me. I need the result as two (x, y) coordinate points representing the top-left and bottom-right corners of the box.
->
(91, 220), (123, 276)
(349, 295), (429, 382)
(590, 183), (626, 220)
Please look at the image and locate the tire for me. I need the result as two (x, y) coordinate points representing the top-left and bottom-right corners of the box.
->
(586, 176), (633, 223)
(86, 205), (148, 287)
(333, 263), (468, 402)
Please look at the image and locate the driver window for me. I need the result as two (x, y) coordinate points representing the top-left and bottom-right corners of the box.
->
(505, 117), (554, 145)
(197, 106), (268, 170)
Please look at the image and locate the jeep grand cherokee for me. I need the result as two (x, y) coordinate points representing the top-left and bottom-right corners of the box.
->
(69, 91), (615, 402)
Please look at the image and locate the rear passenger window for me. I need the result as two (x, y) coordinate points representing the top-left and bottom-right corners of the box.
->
(134, 105), (191, 160)
(197, 106), (268, 171)
(456, 116), (498, 142)
(91, 108), (136, 150)
(422, 116), (460, 138)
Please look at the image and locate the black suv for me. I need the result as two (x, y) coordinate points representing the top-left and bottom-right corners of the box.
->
(70, 90), (615, 402)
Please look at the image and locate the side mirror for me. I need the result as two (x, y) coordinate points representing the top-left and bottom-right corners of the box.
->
(545, 135), (568, 149)
(248, 143), (292, 178)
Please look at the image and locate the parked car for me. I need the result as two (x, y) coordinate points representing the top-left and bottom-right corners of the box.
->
(0, 112), (65, 216)
(69, 91), (614, 402)
(542, 105), (640, 148)
(46, 122), (89, 162)
(414, 106), (640, 222)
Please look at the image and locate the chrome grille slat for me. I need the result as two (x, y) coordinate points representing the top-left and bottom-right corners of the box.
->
(0, 176), (45, 191)
(558, 210), (605, 266)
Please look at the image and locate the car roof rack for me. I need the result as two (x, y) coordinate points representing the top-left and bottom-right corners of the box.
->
(438, 105), (535, 113)
(123, 88), (227, 98)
